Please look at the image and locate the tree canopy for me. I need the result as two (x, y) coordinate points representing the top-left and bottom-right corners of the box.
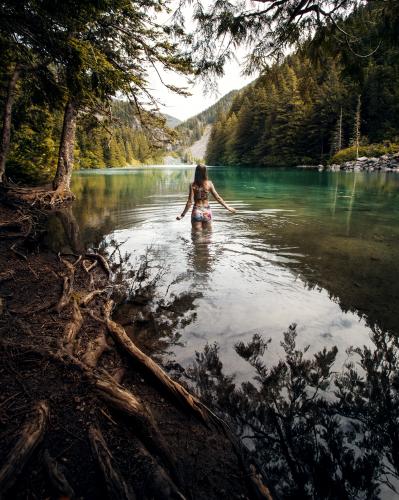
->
(205, 3), (399, 166)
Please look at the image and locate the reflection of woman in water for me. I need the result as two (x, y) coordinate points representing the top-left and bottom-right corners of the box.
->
(176, 164), (236, 229)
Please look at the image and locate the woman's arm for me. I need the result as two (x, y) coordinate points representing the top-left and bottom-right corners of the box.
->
(210, 182), (236, 213)
(176, 184), (194, 220)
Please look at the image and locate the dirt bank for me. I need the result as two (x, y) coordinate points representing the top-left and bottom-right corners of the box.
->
(0, 200), (271, 500)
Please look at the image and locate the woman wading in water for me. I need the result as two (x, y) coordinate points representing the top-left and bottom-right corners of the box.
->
(176, 164), (236, 229)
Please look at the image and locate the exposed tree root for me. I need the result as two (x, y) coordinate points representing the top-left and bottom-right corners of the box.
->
(1, 184), (74, 210)
(0, 270), (14, 283)
(35, 346), (181, 483)
(36, 187), (75, 209)
(82, 326), (110, 368)
(93, 373), (179, 481)
(103, 300), (213, 427)
(134, 440), (186, 500)
(43, 449), (76, 499)
(89, 426), (136, 500)
(79, 288), (107, 307)
(111, 367), (126, 384)
(0, 401), (48, 495)
(82, 259), (97, 273)
(0, 206), (272, 499)
(85, 253), (111, 278)
(63, 299), (83, 352)
(54, 257), (75, 313)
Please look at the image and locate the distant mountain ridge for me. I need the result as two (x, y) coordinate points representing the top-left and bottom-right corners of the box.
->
(174, 90), (240, 161)
(164, 114), (182, 128)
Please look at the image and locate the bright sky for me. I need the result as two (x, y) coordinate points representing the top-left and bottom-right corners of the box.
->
(148, 1), (256, 123)
(150, 59), (255, 122)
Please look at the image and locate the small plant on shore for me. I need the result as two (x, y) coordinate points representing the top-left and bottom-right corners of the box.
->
(330, 142), (399, 164)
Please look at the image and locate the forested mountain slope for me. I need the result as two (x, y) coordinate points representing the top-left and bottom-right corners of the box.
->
(206, 4), (399, 167)
(164, 114), (181, 128)
(3, 96), (178, 183)
(176, 90), (239, 150)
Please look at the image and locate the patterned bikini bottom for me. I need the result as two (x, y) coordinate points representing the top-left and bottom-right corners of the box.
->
(191, 205), (212, 223)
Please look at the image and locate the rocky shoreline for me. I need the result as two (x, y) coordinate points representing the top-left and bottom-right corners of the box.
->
(297, 152), (399, 172)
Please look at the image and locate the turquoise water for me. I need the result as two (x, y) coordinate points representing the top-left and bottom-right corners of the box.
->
(71, 166), (399, 377)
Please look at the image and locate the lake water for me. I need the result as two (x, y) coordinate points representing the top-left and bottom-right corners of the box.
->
(71, 166), (399, 379)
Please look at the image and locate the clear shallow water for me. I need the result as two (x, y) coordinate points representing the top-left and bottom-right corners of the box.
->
(71, 166), (399, 378)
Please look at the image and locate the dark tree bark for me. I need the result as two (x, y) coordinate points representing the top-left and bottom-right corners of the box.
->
(0, 65), (21, 184)
(53, 99), (77, 192)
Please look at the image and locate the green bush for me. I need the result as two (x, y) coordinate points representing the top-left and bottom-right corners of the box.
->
(6, 107), (58, 184)
(330, 143), (399, 164)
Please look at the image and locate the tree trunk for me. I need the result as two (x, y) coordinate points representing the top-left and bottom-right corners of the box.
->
(53, 100), (77, 192)
(0, 65), (21, 184)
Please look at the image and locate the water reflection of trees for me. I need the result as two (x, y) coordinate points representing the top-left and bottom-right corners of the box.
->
(216, 168), (399, 335)
(99, 241), (202, 363)
(186, 325), (399, 499)
(71, 168), (193, 237)
(256, 173), (399, 335)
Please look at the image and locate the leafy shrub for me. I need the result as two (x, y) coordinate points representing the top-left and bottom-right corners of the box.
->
(330, 143), (399, 164)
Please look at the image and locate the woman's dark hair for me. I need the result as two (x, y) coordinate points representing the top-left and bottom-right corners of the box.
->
(194, 164), (208, 186)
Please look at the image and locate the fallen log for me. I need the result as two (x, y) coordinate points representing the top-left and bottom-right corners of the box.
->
(0, 401), (48, 495)
(89, 426), (136, 500)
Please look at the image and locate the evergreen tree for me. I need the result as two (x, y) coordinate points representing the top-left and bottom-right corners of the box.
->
(351, 94), (362, 158)
(331, 107), (343, 156)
